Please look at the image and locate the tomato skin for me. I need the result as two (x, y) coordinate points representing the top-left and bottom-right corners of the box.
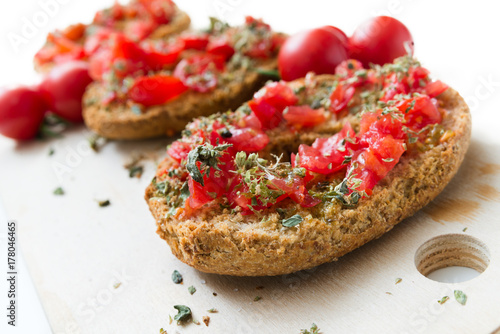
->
(283, 106), (326, 128)
(178, 34), (210, 50)
(396, 95), (441, 130)
(129, 75), (187, 107)
(225, 128), (269, 153)
(278, 26), (348, 81)
(206, 36), (235, 61)
(329, 82), (356, 114)
(349, 16), (413, 67)
(39, 61), (93, 123)
(0, 86), (47, 140)
(424, 80), (448, 98)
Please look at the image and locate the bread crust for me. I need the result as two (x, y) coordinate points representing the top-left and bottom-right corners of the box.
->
(82, 59), (277, 140)
(145, 80), (471, 276)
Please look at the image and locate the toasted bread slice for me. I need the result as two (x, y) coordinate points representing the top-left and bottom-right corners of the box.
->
(82, 58), (277, 140)
(145, 74), (471, 276)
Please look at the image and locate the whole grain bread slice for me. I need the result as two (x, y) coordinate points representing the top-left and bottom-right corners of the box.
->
(82, 59), (277, 140)
(145, 75), (471, 276)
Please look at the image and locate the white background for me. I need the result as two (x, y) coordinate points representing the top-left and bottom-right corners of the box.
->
(1, 0), (500, 333)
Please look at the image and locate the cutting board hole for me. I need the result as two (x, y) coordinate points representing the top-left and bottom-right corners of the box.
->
(414, 234), (490, 283)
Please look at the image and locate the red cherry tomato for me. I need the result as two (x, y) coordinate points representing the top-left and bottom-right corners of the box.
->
(129, 75), (187, 107)
(349, 16), (413, 67)
(39, 61), (93, 123)
(278, 26), (348, 81)
(0, 86), (47, 140)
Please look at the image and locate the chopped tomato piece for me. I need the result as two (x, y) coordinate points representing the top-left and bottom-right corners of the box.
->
(329, 82), (355, 113)
(178, 34), (210, 50)
(424, 80), (448, 98)
(298, 145), (338, 175)
(173, 54), (225, 93)
(206, 36), (235, 61)
(141, 40), (183, 69)
(283, 106), (326, 128)
(225, 128), (269, 152)
(167, 141), (192, 162)
(129, 75), (187, 106)
(188, 172), (225, 209)
(397, 95), (442, 130)
(125, 19), (156, 41)
(248, 82), (298, 129)
(84, 28), (113, 55)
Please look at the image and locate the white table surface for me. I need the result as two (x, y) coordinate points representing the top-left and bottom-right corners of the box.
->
(1, 1), (500, 333)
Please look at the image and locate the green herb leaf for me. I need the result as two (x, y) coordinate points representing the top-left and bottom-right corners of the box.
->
(48, 147), (55, 156)
(207, 308), (218, 313)
(301, 323), (320, 334)
(98, 200), (111, 207)
(173, 305), (192, 322)
(53, 187), (64, 195)
(159, 328), (167, 334)
(186, 143), (232, 186)
(172, 270), (183, 284)
(282, 214), (303, 228)
(254, 68), (281, 80)
(438, 296), (449, 305)
(462, 227), (468, 232)
(454, 290), (467, 305)
(128, 165), (144, 178)
(253, 296), (262, 302)
(113, 282), (121, 289)
(88, 134), (106, 152)
(395, 278), (402, 284)
(188, 286), (196, 295)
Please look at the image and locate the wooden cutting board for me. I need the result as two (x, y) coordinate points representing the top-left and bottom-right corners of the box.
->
(1, 117), (499, 333)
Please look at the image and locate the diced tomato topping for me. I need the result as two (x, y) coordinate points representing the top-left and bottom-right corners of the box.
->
(129, 75), (187, 106)
(178, 34), (210, 50)
(167, 141), (192, 162)
(396, 95), (442, 130)
(206, 36), (235, 61)
(283, 106), (327, 128)
(187, 171), (225, 209)
(299, 122), (354, 175)
(125, 19), (156, 41)
(141, 40), (184, 70)
(329, 82), (356, 113)
(424, 80), (448, 98)
(225, 128), (269, 152)
(173, 54), (225, 93)
(84, 28), (113, 55)
(248, 82), (298, 129)
(335, 59), (364, 77)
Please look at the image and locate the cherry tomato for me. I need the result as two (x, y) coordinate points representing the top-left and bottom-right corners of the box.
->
(129, 75), (187, 107)
(0, 86), (47, 140)
(349, 16), (413, 67)
(278, 26), (348, 81)
(178, 33), (210, 50)
(39, 61), (93, 123)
